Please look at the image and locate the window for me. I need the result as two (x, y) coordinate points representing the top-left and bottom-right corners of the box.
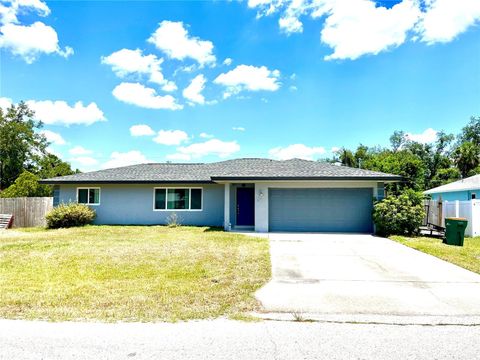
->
(154, 188), (202, 211)
(472, 193), (476, 200)
(77, 188), (100, 205)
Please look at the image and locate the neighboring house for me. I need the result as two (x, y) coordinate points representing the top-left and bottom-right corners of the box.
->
(40, 158), (401, 233)
(424, 175), (480, 201)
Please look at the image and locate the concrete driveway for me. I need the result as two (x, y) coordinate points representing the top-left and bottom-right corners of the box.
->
(255, 233), (480, 319)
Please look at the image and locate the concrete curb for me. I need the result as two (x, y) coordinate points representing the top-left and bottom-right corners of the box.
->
(251, 312), (480, 326)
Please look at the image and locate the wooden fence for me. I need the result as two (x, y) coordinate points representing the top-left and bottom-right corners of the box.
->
(424, 199), (443, 227)
(0, 197), (53, 228)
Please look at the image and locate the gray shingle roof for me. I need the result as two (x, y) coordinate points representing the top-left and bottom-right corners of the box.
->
(39, 158), (402, 184)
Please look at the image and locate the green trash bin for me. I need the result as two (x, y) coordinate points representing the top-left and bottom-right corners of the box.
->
(444, 218), (468, 246)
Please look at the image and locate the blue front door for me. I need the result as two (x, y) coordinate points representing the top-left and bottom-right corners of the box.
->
(237, 187), (255, 226)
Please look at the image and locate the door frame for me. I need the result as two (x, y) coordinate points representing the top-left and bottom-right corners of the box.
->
(236, 186), (255, 226)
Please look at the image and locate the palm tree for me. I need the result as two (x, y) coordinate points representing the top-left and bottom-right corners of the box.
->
(453, 142), (480, 177)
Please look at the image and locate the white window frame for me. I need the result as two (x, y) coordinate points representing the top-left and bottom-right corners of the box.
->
(77, 187), (101, 206)
(153, 187), (203, 212)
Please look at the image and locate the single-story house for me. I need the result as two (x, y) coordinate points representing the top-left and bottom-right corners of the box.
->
(40, 158), (401, 233)
(424, 175), (480, 201)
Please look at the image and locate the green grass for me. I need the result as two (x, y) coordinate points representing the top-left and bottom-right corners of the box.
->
(0, 226), (271, 322)
(390, 235), (480, 274)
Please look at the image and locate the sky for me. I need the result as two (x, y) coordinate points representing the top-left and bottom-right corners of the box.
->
(1, 0), (479, 171)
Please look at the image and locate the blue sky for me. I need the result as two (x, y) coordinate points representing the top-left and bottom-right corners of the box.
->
(1, 0), (479, 170)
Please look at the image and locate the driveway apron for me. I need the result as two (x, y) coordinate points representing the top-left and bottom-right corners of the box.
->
(255, 233), (480, 317)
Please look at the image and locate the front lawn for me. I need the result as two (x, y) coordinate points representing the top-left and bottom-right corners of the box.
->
(390, 235), (480, 274)
(0, 226), (270, 322)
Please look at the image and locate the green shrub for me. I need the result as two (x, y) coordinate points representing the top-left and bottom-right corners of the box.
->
(46, 203), (96, 229)
(373, 189), (425, 237)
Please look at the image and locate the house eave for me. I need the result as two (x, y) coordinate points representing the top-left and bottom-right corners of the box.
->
(210, 176), (402, 182)
(38, 180), (215, 185)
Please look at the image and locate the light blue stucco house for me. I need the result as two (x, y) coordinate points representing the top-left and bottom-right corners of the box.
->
(424, 175), (480, 201)
(40, 158), (401, 233)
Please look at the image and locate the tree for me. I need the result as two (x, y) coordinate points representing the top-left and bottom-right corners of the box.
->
(389, 130), (407, 152)
(0, 102), (48, 189)
(453, 142), (480, 178)
(354, 144), (370, 168)
(459, 116), (480, 146)
(0, 171), (50, 198)
(363, 149), (426, 192)
(337, 148), (356, 167)
(430, 168), (461, 188)
(36, 153), (78, 180)
(403, 131), (454, 189)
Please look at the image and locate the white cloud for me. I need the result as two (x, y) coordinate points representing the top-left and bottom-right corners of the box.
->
(161, 81), (178, 92)
(102, 150), (151, 169)
(69, 146), (93, 156)
(112, 82), (183, 110)
(269, 144), (326, 160)
(232, 126), (246, 131)
(182, 74), (206, 105)
(223, 57), (233, 66)
(330, 146), (340, 153)
(289, 85), (297, 91)
(199, 132), (214, 139)
(248, 0), (480, 60)
(0, 0), (50, 24)
(40, 130), (66, 145)
(0, 21), (73, 63)
(405, 128), (438, 144)
(0, 96), (12, 110)
(320, 0), (421, 60)
(71, 156), (98, 167)
(26, 100), (106, 126)
(418, 0), (480, 44)
(279, 15), (303, 34)
(153, 129), (189, 146)
(169, 139), (240, 160)
(214, 65), (281, 98)
(1, 98), (104, 126)
(1, 98), (105, 126)
(0, 1), (72, 63)
(148, 20), (215, 66)
(130, 124), (155, 137)
(101, 48), (176, 90)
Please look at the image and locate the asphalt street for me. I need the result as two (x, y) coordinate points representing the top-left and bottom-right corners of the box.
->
(1, 319), (479, 360)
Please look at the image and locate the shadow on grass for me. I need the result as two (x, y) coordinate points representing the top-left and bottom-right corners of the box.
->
(202, 226), (224, 233)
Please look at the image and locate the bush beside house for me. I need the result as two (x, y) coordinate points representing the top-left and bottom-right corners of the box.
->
(46, 203), (96, 229)
(373, 190), (425, 237)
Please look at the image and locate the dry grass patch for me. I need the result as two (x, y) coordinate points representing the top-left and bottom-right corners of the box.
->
(390, 235), (480, 274)
(0, 226), (270, 322)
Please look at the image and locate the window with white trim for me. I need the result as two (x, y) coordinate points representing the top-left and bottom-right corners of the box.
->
(77, 188), (100, 205)
(154, 188), (202, 210)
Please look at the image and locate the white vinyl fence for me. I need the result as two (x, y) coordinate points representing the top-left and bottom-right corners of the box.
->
(0, 197), (53, 228)
(443, 200), (480, 237)
(424, 199), (479, 237)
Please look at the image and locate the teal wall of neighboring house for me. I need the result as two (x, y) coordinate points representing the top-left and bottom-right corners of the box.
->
(58, 184), (225, 226)
(429, 190), (476, 202)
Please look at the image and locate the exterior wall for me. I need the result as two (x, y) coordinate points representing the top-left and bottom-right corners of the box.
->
(58, 183), (224, 226)
(254, 181), (378, 233)
(430, 190), (472, 202)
